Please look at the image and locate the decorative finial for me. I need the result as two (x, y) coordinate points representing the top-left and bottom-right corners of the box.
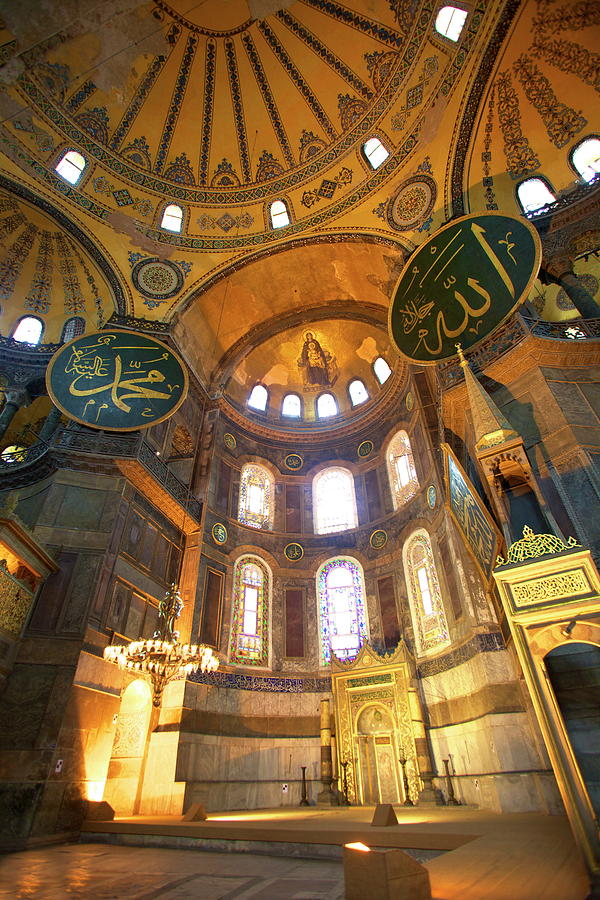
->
(455, 343), (468, 368)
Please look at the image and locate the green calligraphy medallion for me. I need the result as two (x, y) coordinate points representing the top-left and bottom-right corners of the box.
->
(46, 330), (188, 431)
(389, 212), (541, 364)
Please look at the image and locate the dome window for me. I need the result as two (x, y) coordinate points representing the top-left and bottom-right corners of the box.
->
(282, 393), (301, 418)
(373, 356), (392, 384)
(348, 379), (369, 407)
(269, 199), (290, 229)
(363, 137), (389, 170)
(61, 316), (85, 342)
(55, 150), (86, 185)
(12, 316), (43, 345)
(248, 384), (268, 412)
(571, 137), (600, 183)
(435, 6), (468, 41)
(517, 177), (556, 214)
(161, 203), (184, 233)
(317, 393), (338, 418)
(0, 445), (27, 464)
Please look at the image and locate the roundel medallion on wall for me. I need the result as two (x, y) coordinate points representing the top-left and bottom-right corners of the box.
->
(212, 522), (228, 545)
(223, 432), (237, 450)
(357, 440), (374, 458)
(427, 484), (437, 509)
(386, 175), (437, 231)
(131, 257), (184, 299)
(284, 453), (303, 471)
(405, 391), (414, 412)
(284, 542), (304, 562)
(370, 529), (388, 550)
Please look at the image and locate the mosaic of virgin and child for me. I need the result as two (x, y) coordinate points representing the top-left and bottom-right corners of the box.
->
(297, 332), (338, 387)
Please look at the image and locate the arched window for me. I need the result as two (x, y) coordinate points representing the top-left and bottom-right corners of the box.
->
(161, 203), (184, 233)
(571, 137), (600, 183)
(281, 393), (301, 418)
(313, 467), (358, 534)
(55, 150), (86, 185)
(0, 444), (27, 464)
(248, 383), (268, 412)
(229, 555), (270, 666)
(317, 392), (338, 418)
(269, 199), (290, 229)
(386, 430), (419, 508)
(363, 137), (389, 170)
(238, 463), (274, 530)
(373, 356), (392, 384)
(61, 316), (85, 342)
(403, 529), (449, 655)
(317, 557), (368, 664)
(435, 5), (468, 41)
(348, 378), (369, 407)
(12, 316), (43, 345)
(517, 178), (556, 214)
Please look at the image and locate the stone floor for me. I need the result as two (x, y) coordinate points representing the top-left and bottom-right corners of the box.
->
(0, 843), (344, 900)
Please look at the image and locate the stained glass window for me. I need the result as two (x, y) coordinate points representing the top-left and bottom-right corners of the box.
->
(348, 379), (369, 406)
(238, 463), (273, 530)
(363, 137), (389, 170)
(61, 317), (85, 342)
(435, 6), (468, 41)
(403, 530), (449, 655)
(55, 150), (86, 184)
(282, 393), (301, 417)
(373, 357), (392, 384)
(248, 384), (268, 411)
(387, 430), (419, 508)
(313, 467), (358, 534)
(161, 203), (183, 232)
(517, 178), (556, 214)
(12, 316), (43, 345)
(229, 556), (270, 666)
(571, 137), (600, 183)
(317, 557), (368, 664)
(270, 199), (290, 228)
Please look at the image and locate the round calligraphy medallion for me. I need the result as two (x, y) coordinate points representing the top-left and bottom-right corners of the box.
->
(223, 432), (237, 450)
(387, 175), (437, 231)
(45, 329), (189, 431)
(357, 440), (374, 458)
(284, 542), (304, 561)
(405, 391), (414, 411)
(284, 453), (303, 471)
(212, 522), (228, 545)
(131, 257), (184, 299)
(389, 212), (542, 364)
(370, 529), (388, 550)
(427, 484), (437, 509)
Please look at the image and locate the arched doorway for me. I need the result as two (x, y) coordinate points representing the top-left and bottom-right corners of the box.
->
(545, 642), (600, 819)
(356, 704), (402, 805)
(103, 679), (152, 816)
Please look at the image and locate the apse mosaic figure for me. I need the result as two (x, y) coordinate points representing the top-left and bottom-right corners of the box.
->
(46, 330), (188, 431)
(389, 212), (541, 364)
(297, 331), (337, 387)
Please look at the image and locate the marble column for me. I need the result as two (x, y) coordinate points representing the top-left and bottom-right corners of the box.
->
(556, 271), (600, 319)
(0, 389), (28, 442)
(317, 698), (338, 806)
(38, 404), (62, 444)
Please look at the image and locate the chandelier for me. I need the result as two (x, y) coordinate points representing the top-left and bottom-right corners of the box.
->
(104, 583), (219, 706)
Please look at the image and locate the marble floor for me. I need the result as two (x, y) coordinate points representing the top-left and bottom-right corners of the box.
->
(0, 843), (344, 900)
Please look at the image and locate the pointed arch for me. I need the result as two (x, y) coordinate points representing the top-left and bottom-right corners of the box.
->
(238, 463), (274, 530)
(229, 554), (271, 666)
(403, 529), (449, 655)
(313, 466), (358, 534)
(317, 556), (368, 664)
(386, 430), (419, 508)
